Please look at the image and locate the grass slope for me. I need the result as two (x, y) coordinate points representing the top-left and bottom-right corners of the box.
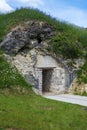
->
(0, 8), (86, 58)
(0, 8), (87, 58)
(0, 53), (31, 92)
(0, 94), (87, 130)
(0, 8), (81, 42)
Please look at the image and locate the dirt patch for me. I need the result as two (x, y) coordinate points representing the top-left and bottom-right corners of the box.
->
(6, 128), (21, 130)
(70, 79), (87, 95)
(39, 106), (55, 110)
(0, 86), (29, 95)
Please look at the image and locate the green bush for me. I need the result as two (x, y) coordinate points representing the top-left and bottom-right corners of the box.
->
(77, 61), (87, 83)
(50, 34), (83, 59)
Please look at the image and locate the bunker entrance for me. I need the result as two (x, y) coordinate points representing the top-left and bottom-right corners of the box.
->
(42, 68), (53, 92)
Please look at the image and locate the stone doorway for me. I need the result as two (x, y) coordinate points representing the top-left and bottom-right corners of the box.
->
(42, 68), (53, 93)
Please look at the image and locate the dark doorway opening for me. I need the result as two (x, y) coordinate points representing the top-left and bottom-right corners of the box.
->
(42, 69), (53, 92)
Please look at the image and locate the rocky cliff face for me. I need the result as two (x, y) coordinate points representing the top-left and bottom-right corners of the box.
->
(0, 21), (55, 55)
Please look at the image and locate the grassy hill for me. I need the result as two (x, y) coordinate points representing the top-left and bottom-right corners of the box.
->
(0, 8), (87, 59)
(0, 8), (87, 58)
(0, 8), (87, 86)
(0, 8), (87, 130)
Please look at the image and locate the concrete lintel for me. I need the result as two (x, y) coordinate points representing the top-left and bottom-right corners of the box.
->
(37, 67), (56, 70)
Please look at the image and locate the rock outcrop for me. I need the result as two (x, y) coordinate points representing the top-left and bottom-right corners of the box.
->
(0, 20), (85, 95)
(0, 21), (55, 55)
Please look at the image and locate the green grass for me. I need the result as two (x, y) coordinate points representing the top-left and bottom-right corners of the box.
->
(0, 94), (87, 130)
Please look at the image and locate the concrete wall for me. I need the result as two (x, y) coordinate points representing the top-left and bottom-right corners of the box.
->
(35, 55), (66, 94)
(36, 55), (58, 68)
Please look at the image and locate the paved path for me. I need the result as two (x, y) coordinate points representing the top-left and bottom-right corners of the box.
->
(44, 94), (87, 106)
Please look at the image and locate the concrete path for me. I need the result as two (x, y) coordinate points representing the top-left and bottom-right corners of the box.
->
(44, 94), (87, 106)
